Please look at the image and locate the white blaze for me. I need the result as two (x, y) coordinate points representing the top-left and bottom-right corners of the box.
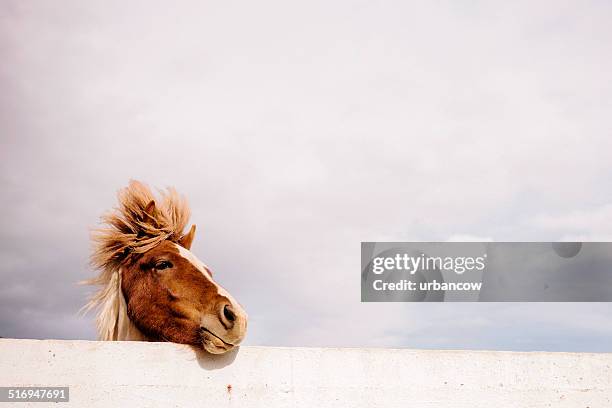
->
(174, 243), (244, 313)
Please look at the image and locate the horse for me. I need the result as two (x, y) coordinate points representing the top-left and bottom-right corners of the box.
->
(83, 181), (247, 354)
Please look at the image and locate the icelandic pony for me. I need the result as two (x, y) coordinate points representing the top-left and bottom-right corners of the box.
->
(84, 181), (247, 354)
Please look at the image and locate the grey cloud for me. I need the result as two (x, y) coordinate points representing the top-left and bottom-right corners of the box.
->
(1, 0), (612, 351)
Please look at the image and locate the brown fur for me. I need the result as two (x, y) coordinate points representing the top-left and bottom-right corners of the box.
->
(121, 241), (226, 346)
(89, 180), (191, 280)
(84, 181), (247, 352)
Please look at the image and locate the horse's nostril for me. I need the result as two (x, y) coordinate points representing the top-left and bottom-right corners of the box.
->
(223, 304), (236, 322)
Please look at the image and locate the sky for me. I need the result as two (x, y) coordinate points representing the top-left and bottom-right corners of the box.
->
(1, 0), (612, 352)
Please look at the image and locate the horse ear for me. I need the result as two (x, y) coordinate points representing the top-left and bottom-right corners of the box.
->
(179, 224), (196, 250)
(142, 200), (160, 226)
(144, 200), (156, 218)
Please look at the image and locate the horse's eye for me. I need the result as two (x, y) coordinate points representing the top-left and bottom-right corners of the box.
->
(155, 260), (173, 270)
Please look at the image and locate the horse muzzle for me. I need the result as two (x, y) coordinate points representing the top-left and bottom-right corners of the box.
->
(200, 300), (247, 354)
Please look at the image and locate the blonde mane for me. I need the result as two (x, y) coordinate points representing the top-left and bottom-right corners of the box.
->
(83, 180), (191, 340)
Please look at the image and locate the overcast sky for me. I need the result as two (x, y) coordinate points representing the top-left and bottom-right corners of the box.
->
(1, 1), (612, 352)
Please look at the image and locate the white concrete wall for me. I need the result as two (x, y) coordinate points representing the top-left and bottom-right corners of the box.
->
(1, 339), (611, 407)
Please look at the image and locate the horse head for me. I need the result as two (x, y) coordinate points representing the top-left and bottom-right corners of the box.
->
(85, 181), (247, 354)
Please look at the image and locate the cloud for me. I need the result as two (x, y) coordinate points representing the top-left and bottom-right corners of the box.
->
(530, 204), (612, 241)
(446, 235), (494, 242)
(1, 0), (612, 351)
